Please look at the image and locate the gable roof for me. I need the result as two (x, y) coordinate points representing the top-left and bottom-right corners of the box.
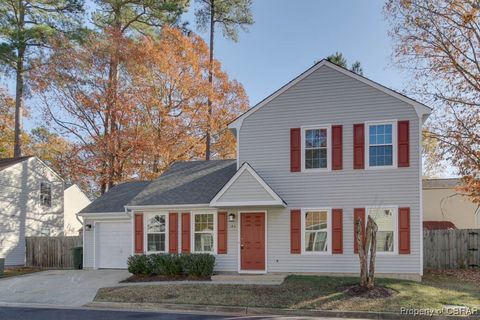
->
(210, 162), (286, 207)
(0, 156), (33, 171)
(229, 59), (432, 130)
(127, 160), (237, 207)
(79, 181), (151, 214)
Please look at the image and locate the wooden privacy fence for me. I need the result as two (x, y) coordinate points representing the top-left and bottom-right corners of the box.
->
(423, 229), (479, 270)
(26, 236), (82, 269)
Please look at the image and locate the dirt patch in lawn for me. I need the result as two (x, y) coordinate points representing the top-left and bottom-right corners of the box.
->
(1, 267), (42, 278)
(425, 269), (480, 283)
(121, 274), (210, 283)
(341, 285), (396, 299)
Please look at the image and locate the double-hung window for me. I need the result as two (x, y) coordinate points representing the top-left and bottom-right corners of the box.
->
(40, 182), (52, 207)
(367, 122), (396, 168)
(302, 209), (331, 253)
(367, 207), (396, 253)
(146, 214), (167, 253)
(193, 213), (215, 253)
(302, 126), (330, 171)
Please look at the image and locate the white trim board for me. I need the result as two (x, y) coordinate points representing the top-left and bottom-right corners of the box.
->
(210, 162), (286, 207)
(228, 60), (432, 132)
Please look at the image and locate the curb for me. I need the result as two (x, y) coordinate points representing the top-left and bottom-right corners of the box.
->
(86, 301), (480, 320)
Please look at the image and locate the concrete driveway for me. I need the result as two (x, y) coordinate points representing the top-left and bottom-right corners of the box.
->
(0, 270), (130, 307)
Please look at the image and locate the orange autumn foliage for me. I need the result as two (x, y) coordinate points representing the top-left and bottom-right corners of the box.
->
(31, 28), (248, 193)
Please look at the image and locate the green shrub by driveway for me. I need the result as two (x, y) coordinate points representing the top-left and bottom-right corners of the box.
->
(127, 253), (215, 278)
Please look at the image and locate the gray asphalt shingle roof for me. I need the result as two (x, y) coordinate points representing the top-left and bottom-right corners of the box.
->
(79, 160), (237, 213)
(79, 181), (151, 213)
(128, 159), (237, 206)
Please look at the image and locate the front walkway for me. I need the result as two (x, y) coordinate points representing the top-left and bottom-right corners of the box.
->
(0, 269), (130, 307)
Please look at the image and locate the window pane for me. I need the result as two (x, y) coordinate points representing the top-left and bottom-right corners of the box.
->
(147, 215), (165, 233)
(195, 233), (213, 252)
(368, 208), (394, 252)
(147, 234), (165, 252)
(195, 214), (213, 232)
(305, 231), (328, 252)
(305, 211), (328, 252)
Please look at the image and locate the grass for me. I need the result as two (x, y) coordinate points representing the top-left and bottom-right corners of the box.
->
(0, 267), (42, 279)
(95, 272), (480, 313)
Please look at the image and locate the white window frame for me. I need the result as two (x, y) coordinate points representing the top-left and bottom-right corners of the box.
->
(191, 211), (217, 254)
(301, 208), (332, 255)
(144, 212), (169, 254)
(40, 182), (52, 207)
(365, 120), (397, 169)
(366, 206), (398, 255)
(301, 124), (332, 172)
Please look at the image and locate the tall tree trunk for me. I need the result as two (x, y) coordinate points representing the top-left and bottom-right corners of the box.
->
(367, 217), (378, 289)
(14, 5), (25, 158)
(205, 0), (215, 160)
(356, 218), (367, 287)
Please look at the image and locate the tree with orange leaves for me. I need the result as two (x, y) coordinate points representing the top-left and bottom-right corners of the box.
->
(32, 28), (247, 193)
(128, 27), (248, 179)
(385, 0), (480, 209)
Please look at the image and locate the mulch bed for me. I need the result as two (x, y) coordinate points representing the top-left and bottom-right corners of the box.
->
(340, 285), (396, 299)
(426, 269), (480, 283)
(121, 274), (211, 283)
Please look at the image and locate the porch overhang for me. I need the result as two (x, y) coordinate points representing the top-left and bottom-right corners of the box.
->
(210, 162), (287, 208)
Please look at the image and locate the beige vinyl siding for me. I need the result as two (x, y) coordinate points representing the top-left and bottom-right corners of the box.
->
(216, 169), (275, 203)
(0, 158), (64, 266)
(235, 65), (421, 275)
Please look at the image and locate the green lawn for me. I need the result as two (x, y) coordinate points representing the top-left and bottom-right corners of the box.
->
(95, 272), (480, 313)
(0, 267), (42, 279)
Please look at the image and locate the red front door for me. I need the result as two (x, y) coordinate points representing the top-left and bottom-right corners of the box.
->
(241, 212), (265, 271)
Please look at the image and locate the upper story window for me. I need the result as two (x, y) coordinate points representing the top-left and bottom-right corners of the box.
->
(302, 126), (331, 171)
(146, 214), (166, 253)
(193, 213), (215, 253)
(366, 122), (397, 168)
(367, 207), (396, 253)
(302, 208), (331, 254)
(40, 182), (52, 207)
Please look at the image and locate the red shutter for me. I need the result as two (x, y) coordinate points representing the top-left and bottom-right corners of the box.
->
(169, 212), (178, 253)
(399, 207), (411, 254)
(134, 213), (144, 254)
(290, 209), (301, 253)
(353, 208), (365, 253)
(181, 212), (190, 253)
(332, 125), (343, 170)
(217, 212), (228, 254)
(332, 209), (343, 254)
(353, 124), (365, 169)
(290, 128), (301, 172)
(398, 120), (410, 167)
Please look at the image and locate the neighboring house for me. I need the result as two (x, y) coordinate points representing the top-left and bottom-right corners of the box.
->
(423, 178), (479, 229)
(0, 156), (64, 266)
(64, 184), (91, 236)
(79, 60), (431, 280)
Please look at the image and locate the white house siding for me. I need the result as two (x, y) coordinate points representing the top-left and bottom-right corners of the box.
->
(0, 158), (64, 266)
(216, 169), (275, 203)
(235, 65), (422, 275)
(64, 185), (91, 236)
(83, 218), (95, 268)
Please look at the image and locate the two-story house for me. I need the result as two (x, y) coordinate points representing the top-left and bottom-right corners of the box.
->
(79, 60), (431, 280)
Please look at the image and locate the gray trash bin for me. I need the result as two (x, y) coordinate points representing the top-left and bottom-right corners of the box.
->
(0, 258), (4, 277)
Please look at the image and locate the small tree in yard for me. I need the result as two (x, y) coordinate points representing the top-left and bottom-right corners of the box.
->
(356, 215), (378, 289)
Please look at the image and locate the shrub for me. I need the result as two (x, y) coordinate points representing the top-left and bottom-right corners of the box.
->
(181, 253), (216, 278)
(149, 254), (182, 276)
(127, 255), (150, 275)
(127, 253), (215, 278)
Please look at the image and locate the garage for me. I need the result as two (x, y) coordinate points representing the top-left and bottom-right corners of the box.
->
(95, 221), (131, 269)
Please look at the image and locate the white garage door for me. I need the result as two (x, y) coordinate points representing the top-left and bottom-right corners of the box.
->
(95, 221), (131, 269)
